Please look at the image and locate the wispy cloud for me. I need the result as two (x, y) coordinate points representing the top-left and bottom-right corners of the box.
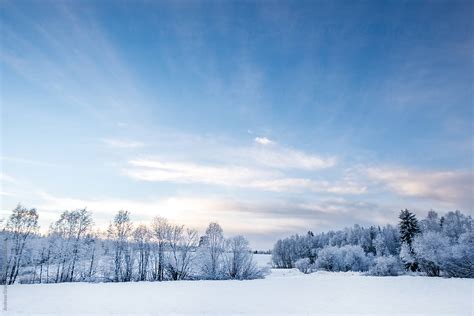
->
(367, 166), (473, 208)
(123, 158), (362, 194)
(245, 145), (336, 170)
(34, 191), (392, 247)
(100, 138), (145, 149)
(0, 191), (15, 197)
(35, 192), (305, 235)
(1, 156), (52, 167)
(124, 159), (272, 187)
(0, 172), (17, 183)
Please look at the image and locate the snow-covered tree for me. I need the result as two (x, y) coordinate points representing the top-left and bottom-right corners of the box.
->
(223, 235), (263, 280)
(151, 216), (170, 281)
(441, 211), (472, 242)
(108, 210), (133, 282)
(3, 205), (39, 284)
(413, 231), (449, 276)
(368, 256), (403, 276)
(419, 210), (442, 233)
(398, 209), (420, 271)
(166, 224), (199, 280)
(441, 231), (474, 278)
(315, 245), (370, 272)
(200, 222), (225, 279)
(49, 209), (93, 282)
(133, 224), (151, 281)
(295, 258), (314, 274)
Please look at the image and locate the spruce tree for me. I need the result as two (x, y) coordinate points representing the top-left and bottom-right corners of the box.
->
(398, 209), (420, 271)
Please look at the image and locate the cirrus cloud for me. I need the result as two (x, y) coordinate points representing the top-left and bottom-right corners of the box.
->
(123, 158), (363, 194)
(367, 166), (473, 209)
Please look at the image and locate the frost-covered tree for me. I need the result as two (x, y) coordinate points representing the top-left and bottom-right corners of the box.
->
(133, 225), (151, 281)
(295, 258), (314, 274)
(271, 234), (310, 268)
(315, 245), (370, 272)
(200, 222), (224, 279)
(441, 211), (472, 242)
(223, 235), (263, 280)
(413, 231), (449, 276)
(374, 225), (400, 257)
(420, 210), (441, 233)
(4, 205), (39, 284)
(368, 256), (403, 276)
(166, 225), (198, 280)
(50, 209), (93, 282)
(398, 209), (420, 271)
(108, 210), (133, 282)
(441, 231), (474, 278)
(151, 217), (170, 281)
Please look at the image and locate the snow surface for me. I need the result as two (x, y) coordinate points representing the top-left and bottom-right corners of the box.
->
(3, 255), (473, 316)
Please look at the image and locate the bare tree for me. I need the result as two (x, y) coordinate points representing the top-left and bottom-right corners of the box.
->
(167, 225), (198, 280)
(201, 222), (224, 279)
(223, 235), (262, 279)
(108, 210), (133, 282)
(133, 225), (151, 281)
(151, 217), (170, 281)
(4, 205), (39, 284)
(49, 209), (93, 282)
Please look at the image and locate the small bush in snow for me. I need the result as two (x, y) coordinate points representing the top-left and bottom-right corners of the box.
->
(368, 256), (403, 276)
(295, 258), (315, 274)
(441, 232), (474, 278)
(315, 245), (371, 272)
(412, 231), (449, 277)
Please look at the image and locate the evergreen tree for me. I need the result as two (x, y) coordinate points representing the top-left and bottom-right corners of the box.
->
(398, 209), (420, 271)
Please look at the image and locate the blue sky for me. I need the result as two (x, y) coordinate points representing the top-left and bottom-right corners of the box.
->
(1, 0), (472, 248)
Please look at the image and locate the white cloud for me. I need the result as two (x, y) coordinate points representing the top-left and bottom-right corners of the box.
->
(254, 136), (275, 145)
(247, 146), (336, 170)
(35, 192), (305, 236)
(124, 159), (273, 187)
(100, 138), (144, 149)
(0, 173), (17, 183)
(367, 166), (473, 208)
(251, 178), (366, 194)
(124, 158), (363, 194)
(32, 192), (393, 248)
(0, 191), (15, 196)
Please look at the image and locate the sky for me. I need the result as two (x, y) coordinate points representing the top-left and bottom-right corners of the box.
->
(0, 0), (473, 249)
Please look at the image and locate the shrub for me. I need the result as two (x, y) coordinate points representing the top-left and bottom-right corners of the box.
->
(315, 245), (371, 272)
(441, 232), (474, 278)
(412, 232), (449, 276)
(295, 258), (315, 274)
(368, 256), (403, 276)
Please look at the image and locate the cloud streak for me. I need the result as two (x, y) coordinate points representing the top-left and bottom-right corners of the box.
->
(34, 191), (394, 248)
(123, 158), (363, 194)
(367, 166), (473, 208)
(100, 138), (145, 149)
(240, 142), (336, 170)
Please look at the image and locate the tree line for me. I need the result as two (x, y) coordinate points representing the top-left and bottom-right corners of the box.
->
(0, 205), (266, 285)
(272, 209), (473, 278)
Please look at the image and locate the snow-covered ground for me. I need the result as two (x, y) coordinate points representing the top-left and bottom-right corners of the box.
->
(4, 255), (473, 316)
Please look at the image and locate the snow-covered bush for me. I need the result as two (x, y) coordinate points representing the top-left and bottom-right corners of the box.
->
(199, 223), (225, 280)
(368, 256), (403, 276)
(413, 231), (449, 276)
(222, 236), (266, 280)
(315, 246), (341, 271)
(295, 258), (315, 274)
(341, 245), (372, 272)
(272, 234), (311, 268)
(441, 232), (474, 278)
(315, 245), (371, 272)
